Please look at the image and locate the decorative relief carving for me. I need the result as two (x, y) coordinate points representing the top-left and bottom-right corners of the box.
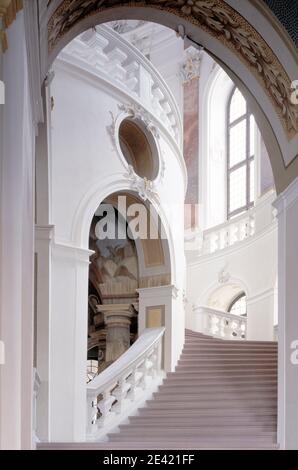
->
(118, 103), (160, 139)
(125, 164), (158, 202)
(180, 45), (203, 83)
(218, 264), (231, 284)
(0, 0), (23, 52)
(48, 0), (298, 139)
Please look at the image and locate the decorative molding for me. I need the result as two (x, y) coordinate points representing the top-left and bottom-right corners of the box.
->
(246, 287), (275, 306)
(0, 0), (23, 52)
(137, 283), (176, 297)
(35, 224), (55, 242)
(118, 102), (160, 139)
(48, 0), (298, 139)
(180, 45), (203, 83)
(124, 164), (158, 202)
(110, 20), (146, 35)
(139, 273), (171, 289)
(218, 265), (231, 284)
(107, 102), (165, 198)
(52, 241), (94, 264)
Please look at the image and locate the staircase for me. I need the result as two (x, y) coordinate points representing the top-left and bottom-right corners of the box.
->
(39, 329), (278, 450)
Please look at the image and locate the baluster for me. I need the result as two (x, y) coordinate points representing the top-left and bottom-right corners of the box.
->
(112, 377), (130, 414)
(149, 348), (158, 379)
(127, 366), (139, 401)
(231, 318), (240, 339)
(240, 319), (246, 339)
(222, 318), (229, 338)
(211, 232), (220, 253)
(223, 228), (230, 248)
(214, 314), (220, 336)
(86, 392), (98, 436)
(97, 390), (115, 427)
(203, 233), (211, 255)
(138, 358), (149, 390)
(125, 61), (139, 93)
(249, 215), (255, 236)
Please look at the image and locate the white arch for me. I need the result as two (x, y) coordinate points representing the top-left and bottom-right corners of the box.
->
(70, 176), (177, 285)
(194, 276), (251, 311)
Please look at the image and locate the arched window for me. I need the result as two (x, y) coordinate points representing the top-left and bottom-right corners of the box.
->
(227, 87), (255, 219)
(228, 293), (247, 317)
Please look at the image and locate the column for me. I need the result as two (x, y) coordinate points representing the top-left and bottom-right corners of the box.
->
(98, 304), (134, 364)
(274, 178), (298, 449)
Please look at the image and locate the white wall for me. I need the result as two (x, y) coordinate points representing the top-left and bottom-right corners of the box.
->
(186, 211), (277, 341)
(0, 12), (35, 449)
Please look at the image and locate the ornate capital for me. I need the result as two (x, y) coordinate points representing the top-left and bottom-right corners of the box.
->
(0, 0), (23, 52)
(180, 45), (203, 83)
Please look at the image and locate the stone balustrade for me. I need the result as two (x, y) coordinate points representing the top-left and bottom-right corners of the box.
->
(193, 306), (247, 340)
(197, 190), (276, 256)
(86, 327), (165, 440)
(58, 24), (182, 148)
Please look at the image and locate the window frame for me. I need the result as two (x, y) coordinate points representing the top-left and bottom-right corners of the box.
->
(227, 87), (255, 219)
(228, 292), (247, 317)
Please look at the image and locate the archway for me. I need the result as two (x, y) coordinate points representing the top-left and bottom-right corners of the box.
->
(33, 1), (298, 449)
(86, 190), (172, 379)
(43, 0), (298, 194)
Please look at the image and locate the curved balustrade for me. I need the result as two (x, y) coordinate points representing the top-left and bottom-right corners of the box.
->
(193, 306), (247, 340)
(202, 214), (255, 255)
(198, 191), (276, 256)
(86, 327), (165, 439)
(58, 24), (182, 148)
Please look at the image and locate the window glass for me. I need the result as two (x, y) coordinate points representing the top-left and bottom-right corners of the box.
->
(229, 295), (247, 317)
(229, 166), (246, 213)
(229, 88), (246, 123)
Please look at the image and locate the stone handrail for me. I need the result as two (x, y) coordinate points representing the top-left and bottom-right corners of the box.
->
(193, 306), (247, 340)
(202, 213), (255, 255)
(199, 191), (276, 256)
(58, 24), (182, 148)
(86, 327), (165, 439)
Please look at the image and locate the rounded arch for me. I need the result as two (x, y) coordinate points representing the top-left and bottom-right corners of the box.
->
(45, 1), (298, 193)
(70, 177), (177, 285)
(195, 277), (251, 311)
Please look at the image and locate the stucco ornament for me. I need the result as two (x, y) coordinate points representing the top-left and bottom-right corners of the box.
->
(218, 265), (231, 284)
(48, 0), (298, 139)
(118, 103), (160, 138)
(180, 45), (203, 83)
(125, 165), (158, 201)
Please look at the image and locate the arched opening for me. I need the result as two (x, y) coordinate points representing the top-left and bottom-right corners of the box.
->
(85, 190), (172, 381)
(119, 118), (159, 180)
(32, 2), (298, 448)
(45, 1), (298, 194)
